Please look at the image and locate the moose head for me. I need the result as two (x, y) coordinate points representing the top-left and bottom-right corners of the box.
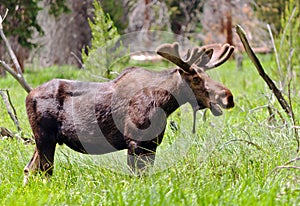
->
(156, 42), (234, 130)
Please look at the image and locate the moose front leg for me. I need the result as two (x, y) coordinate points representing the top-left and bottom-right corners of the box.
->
(124, 116), (166, 174)
(127, 140), (157, 175)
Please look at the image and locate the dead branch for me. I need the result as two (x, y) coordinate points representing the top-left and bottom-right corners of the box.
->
(235, 24), (299, 153)
(235, 25), (292, 118)
(0, 89), (34, 143)
(0, 10), (32, 93)
(235, 25), (292, 117)
(0, 89), (21, 132)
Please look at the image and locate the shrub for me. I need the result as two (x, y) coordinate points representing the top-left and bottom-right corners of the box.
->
(82, 0), (129, 80)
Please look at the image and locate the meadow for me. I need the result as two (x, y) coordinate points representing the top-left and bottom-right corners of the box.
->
(1, 56), (300, 205)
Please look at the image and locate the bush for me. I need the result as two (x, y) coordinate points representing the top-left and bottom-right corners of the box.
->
(82, 0), (129, 81)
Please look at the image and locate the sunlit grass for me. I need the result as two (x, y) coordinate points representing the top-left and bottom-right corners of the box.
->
(1, 57), (300, 205)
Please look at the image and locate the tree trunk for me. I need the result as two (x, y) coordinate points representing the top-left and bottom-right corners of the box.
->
(31, 0), (93, 68)
(225, 0), (233, 46)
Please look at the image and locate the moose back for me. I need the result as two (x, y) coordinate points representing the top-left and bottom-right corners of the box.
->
(23, 42), (234, 183)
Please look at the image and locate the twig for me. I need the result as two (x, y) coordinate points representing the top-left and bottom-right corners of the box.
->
(0, 89), (21, 132)
(274, 166), (300, 171)
(270, 157), (300, 174)
(288, 78), (299, 152)
(268, 105), (286, 126)
(0, 9), (8, 29)
(5, 89), (18, 123)
(279, 7), (297, 50)
(71, 51), (84, 69)
(218, 138), (265, 152)
(282, 157), (300, 166)
(267, 24), (282, 80)
(269, 21), (299, 151)
(0, 60), (32, 93)
(0, 31), (22, 76)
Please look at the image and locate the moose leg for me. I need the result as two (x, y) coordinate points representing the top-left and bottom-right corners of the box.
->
(23, 147), (39, 185)
(127, 140), (156, 174)
(23, 133), (57, 184)
(36, 136), (57, 176)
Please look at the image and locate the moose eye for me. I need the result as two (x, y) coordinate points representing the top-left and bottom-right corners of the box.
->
(192, 77), (201, 83)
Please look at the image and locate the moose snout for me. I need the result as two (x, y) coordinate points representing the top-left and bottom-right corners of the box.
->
(215, 90), (234, 109)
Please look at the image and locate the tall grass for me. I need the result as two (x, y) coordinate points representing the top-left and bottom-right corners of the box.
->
(0, 57), (300, 205)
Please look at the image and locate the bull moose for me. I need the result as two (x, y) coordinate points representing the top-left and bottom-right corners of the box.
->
(23, 42), (234, 184)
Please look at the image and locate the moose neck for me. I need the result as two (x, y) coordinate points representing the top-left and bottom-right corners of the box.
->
(152, 68), (192, 116)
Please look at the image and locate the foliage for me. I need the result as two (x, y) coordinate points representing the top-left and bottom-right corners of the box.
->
(0, 1), (42, 48)
(253, 0), (286, 34)
(82, 0), (129, 80)
(99, 0), (128, 33)
(1, 55), (300, 205)
(0, 0), (70, 48)
(273, 1), (300, 90)
(166, 0), (204, 35)
(48, 0), (70, 17)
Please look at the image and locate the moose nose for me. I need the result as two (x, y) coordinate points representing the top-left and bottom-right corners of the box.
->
(226, 94), (234, 108)
(216, 90), (234, 109)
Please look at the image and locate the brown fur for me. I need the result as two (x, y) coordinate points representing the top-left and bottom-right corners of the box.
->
(23, 65), (234, 182)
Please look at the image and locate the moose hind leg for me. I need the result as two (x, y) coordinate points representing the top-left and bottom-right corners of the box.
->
(23, 133), (57, 184)
(23, 147), (40, 185)
(36, 134), (57, 176)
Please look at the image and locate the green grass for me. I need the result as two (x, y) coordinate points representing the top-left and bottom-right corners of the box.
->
(1, 57), (300, 205)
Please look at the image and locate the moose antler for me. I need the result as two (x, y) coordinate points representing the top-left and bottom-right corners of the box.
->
(156, 42), (234, 71)
(198, 43), (234, 70)
(156, 42), (210, 72)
